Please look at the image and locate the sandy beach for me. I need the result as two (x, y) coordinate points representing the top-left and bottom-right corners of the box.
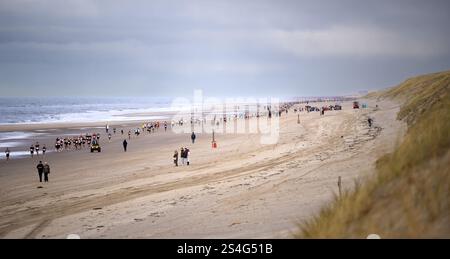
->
(0, 99), (405, 238)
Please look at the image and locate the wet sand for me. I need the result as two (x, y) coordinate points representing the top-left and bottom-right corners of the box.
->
(0, 100), (405, 238)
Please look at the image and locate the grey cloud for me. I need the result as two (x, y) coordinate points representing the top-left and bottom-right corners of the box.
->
(0, 0), (449, 97)
(270, 25), (450, 58)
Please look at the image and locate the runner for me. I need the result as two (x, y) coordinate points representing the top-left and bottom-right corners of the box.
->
(35, 142), (40, 155)
(30, 144), (35, 157)
(191, 132), (196, 144)
(5, 148), (10, 160)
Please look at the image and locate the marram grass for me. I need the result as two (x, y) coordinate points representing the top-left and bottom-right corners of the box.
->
(297, 70), (450, 238)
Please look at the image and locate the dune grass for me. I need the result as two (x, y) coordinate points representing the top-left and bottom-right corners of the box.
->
(297, 70), (450, 238)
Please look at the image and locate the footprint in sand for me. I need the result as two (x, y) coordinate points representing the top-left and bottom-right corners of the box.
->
(202, 186), (215, 191)
(149, 211), (165, 217)
(229, 222), (241, 227)
(179, 195), (193, 201)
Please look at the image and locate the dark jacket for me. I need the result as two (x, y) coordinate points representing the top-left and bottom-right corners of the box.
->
(36, 163), (44, 173)
(43, 164), (50, 174)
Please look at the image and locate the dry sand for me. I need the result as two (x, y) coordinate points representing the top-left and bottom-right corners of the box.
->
(0, 99), (405, 238)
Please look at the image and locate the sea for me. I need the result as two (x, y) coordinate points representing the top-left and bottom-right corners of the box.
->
(0, 97), (176, 125)
(0, 96), (297, 159)
(0, 97), (177, 158)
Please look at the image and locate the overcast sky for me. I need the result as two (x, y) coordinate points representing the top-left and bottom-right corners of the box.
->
(1, 0), (449, 97)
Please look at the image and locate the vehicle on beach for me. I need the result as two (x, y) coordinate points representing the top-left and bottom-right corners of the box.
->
(90, 140), (101, 153)
(353, 101), (360, 109)
(334, 104), (342, 110)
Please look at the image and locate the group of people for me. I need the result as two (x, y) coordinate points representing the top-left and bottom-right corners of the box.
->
(173, 147), (191, 166)
(123, 121), (168, 140)
(36, 161), (51, 182)
(171, 132), (196, 167)
(54, 134), (100, 152)
(29, 142), (47, 157)
(141, 121), (168, 133)
(6, 121), (172, 161)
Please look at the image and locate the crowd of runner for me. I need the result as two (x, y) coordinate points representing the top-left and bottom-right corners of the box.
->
(4, 101), (350, 165)
(53, 133), (101, 152)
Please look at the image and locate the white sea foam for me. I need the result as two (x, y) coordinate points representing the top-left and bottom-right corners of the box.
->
(0, 141), (23, 148)
(0, 109), (171, 126)
(0, 132), (40, 141)
(35, 129), (57, 132)
(1, 150), (53, 159)
(0, 97), (177, 125)
(1, 150), (32, 159)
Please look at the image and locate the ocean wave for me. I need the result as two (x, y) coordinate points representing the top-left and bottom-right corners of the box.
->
(0, 132), (39, 140)
(0, 97), (176, 125)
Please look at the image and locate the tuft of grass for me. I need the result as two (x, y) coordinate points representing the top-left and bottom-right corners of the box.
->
(380, 70), (450, 125)
(298, 70), (450, 238)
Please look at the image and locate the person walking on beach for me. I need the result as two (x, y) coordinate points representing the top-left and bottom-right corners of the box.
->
(123, 139), (128, 152)
(108, 133), (112, 142)
(5, 148), (10, 160)
(36, 161), (44, 182)
(128, 130), (131, 140)
(368, 117), (373, 128)
(43, 162), (50, 182)
(121, 129), (124, 135)
(164, 122), (168, 132)
(30, 144), (35, 157)
(42, 145), (47, 155)
(180, 147), (185, 166)
(173, 150), (179, 166)
(191, 132), (196, 144)
(186, 148), (190, 166)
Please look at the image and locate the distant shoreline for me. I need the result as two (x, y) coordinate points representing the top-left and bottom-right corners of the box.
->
(0, 96), (353, 132)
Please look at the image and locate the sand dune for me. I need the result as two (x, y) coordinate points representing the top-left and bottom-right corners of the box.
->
(0, 100), (405, 238)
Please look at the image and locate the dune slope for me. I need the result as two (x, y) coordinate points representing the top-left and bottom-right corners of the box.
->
(299, 70), (450, 238)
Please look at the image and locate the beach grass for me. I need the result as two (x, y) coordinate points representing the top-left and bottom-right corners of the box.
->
(296, 70), (450, 238)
